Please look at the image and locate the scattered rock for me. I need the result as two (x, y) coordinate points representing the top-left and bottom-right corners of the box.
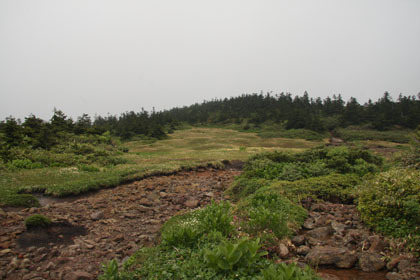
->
(335, 253), (358, 269)
(397, 259), (412, 273)
(386, 256), (404, 270)
(90, 211), (104, 221)
(368, 235), (389, 253)
(184, 199), (199, 208)
(70, 270), (94, 280)
(359, 252), (386, 272)
(305, 226), (333, 240)
(291, 235), (305, 246)
(303, 218), (316, 230)
(139, 198), (153, 207)
(0, 249), (12, 256)
(305, 246), (347, 266)
(296, 246), (310, 256)
(277, 243), (289, 258)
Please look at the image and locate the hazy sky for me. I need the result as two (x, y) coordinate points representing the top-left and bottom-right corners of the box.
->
(1, 0), (420, 120)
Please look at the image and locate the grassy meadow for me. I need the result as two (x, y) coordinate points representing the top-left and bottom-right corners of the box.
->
(0, 127), (325, 207)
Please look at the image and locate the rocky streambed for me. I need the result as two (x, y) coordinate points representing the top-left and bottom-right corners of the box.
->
(0, 166), (419, 280)
(0, 167), (240, 280)
(279, 201), (420, 280)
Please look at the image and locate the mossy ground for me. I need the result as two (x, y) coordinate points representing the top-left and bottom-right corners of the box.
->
(0, 127), (324, 207)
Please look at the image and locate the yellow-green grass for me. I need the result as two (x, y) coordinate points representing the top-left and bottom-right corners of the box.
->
(0, 127), (325, 207)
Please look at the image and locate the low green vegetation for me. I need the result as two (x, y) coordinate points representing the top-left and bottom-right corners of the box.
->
(335, 126), (412, 143)
(0, 127), (323, 207)
(100, 201), (320, 280)
(99, 144), (392, 279)
(357, 169), (420, 252)
(24, 214), (52, 229)
(227, 145), (383, 203)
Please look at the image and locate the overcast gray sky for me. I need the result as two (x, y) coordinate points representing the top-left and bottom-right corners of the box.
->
(1, 0), (419, 120)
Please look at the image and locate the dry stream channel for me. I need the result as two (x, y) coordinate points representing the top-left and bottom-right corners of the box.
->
(0, 166), (417, 280)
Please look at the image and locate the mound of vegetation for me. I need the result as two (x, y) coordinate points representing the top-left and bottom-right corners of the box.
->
(227, 145), (383, 202)
(357, 169), (420, 252)
(100, 201), (320, 280)
(24, 214), (52, 229)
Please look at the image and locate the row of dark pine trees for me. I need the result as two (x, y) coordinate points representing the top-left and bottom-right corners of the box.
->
(1, 92), (419, 150)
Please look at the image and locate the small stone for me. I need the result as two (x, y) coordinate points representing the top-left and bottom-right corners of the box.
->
(34, 253), (48, 262)
(291, 235), (305, 246)
(26, 246), (36, 253)
(205, 192), (215, 197)
(331, 221), (347, 236)
(34, 247), (48, 256)
(296, 246), (310, 256)
(10, 257), (19, 268)
(277, 243), (289, 258)
(0, 248), (12, 256)
(305, 226), (333, 240)
(184, 199), (199, 208)
(359, 252), (386, 272)
(397, 259), (411, 273)
(139, 198), (153, 206)
(385, 272), (405, 280)
(22, 258), (32, 268)
(71, 270), (94, 280)
(368, 235), (389, 253)
(336, 253), (358, 269)
(387, 256), (404, 270)
(303, 218), (316, 229)
(91, 211), (104, 220)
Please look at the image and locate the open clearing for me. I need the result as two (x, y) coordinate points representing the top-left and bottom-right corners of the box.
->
(0, 127), (325, 206)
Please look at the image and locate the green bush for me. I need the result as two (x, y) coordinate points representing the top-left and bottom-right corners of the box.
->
(24, 214), (52, 229)
(2, 193), (39, 207)
(260, 263), (322, 280)
(198, 201), (234, 236)
(336, 127), (411, 143)
(78, 164), (100, 172)
(257, 129), (327, 141)
(239, 191), (307, 240)
(242, 146), (382, 181)
(357, 168), (420, 251)
(161, 201), (234, 248)
(6, 159), (42, 170)
(226, 177), (270, 201)
(267, 173), (361, 204)
(204, 237), (267, 271)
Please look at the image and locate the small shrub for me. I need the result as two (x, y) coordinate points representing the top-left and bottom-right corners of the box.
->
(239, 191), (307, 240)
(6, 159), (42, 169)
(336, 127), (410, 143)
(357, 168), (420, 251)
(198, 201), (234, 236)
(161, 201), (234, 247)
(78, 164), (100, 172)
(162, 223), (202, 248)
(204, 237), (267, 271)
(267, 173), (361, 204)
(244, 206), (289, 240)
(2, 194), (40, 207)
(260, 263), (321, 280)
(226, 177), (270, 201)
(24, 214), (51, 229)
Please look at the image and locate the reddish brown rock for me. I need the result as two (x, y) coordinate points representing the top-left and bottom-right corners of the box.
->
(359, 252), (386, 272)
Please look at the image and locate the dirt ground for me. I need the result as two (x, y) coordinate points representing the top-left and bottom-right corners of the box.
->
(0, 167), (240, 280)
